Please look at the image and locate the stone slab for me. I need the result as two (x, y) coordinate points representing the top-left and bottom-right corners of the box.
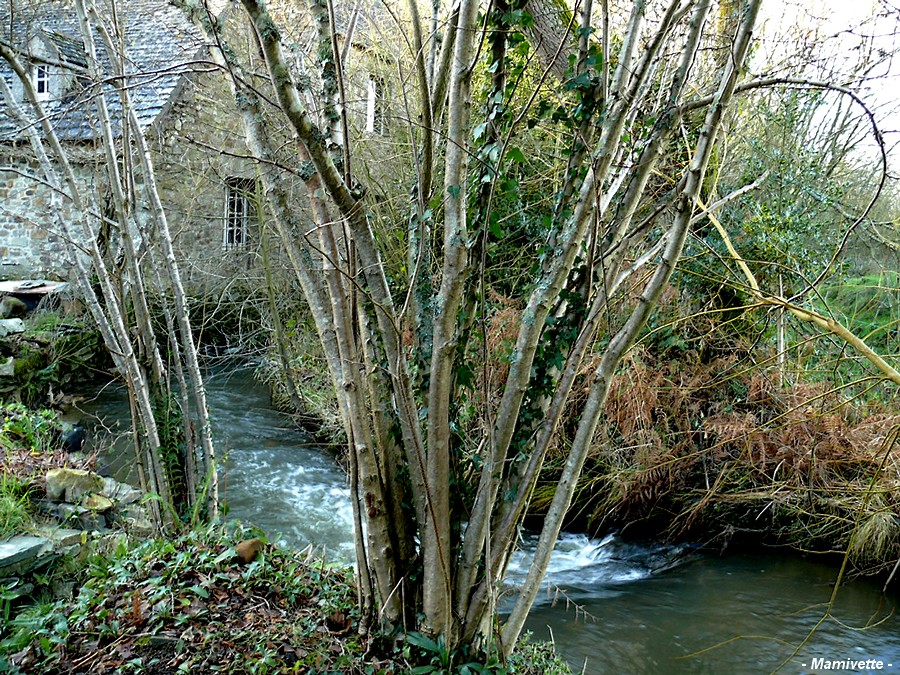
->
(0, 535), (52, 569)
(101, 477), (143, 505)
(44, 528), (84, 547)
(46, 468), (104, 501)
(0, 318), (25, 336)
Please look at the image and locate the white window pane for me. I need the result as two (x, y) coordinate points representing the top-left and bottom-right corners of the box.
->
(366, 77), (376, 133)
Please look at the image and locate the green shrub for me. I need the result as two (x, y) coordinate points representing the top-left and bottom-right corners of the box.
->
(0, 403), (61, 454)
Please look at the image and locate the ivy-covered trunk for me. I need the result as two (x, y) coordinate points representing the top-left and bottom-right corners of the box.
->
(188, 0), (763, 658)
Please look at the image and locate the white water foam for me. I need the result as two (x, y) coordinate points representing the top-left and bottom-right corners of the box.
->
(504, 531), (692, 605)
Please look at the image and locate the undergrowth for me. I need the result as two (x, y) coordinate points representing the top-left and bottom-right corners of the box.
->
(258, 322), (344, 443)
(0, 524), (570, 674)
(0, 404), (90, 537)
(533, 338), (900, 574)
(0, 472), (37, 538)
(1, 523), (362, 674)
(0, 310), (106, 408)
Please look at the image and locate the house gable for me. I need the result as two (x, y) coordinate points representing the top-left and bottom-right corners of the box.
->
(0, 0), (205, 143)
(0, 0), (256, 282)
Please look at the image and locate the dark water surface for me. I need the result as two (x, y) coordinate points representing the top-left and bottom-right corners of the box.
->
(513, 534), (900, 673)
(76, 366), (900, 674)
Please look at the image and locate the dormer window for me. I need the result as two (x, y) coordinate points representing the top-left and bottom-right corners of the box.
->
(33, 64), (50, 99)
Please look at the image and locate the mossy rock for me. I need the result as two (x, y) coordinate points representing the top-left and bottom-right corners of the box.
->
(45, 468), (104, 502)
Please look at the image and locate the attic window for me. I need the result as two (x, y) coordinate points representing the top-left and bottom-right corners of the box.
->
(365, 75), (385, 135)
(224, 177), (256, 249)
(33, 64), (50, 100)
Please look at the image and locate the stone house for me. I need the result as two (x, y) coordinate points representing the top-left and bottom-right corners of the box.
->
(0, 0), (399, 289)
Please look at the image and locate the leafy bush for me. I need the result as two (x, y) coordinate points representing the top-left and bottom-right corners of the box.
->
(0, 403), (61, 454)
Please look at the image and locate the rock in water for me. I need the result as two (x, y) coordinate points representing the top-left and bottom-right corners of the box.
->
(62, 423), (86, 453)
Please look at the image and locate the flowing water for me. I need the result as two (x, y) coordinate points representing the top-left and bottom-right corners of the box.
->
(75, 365), (900, 674)
(509, 534), (900, 673)
(75, 364), (356, 560)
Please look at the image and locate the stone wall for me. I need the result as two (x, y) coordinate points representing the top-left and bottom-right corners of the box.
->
(0, 13), (405, 293)
(0, 150), (95, 281)
(144, 59), (264, 289)
(0, 67), (266, 289)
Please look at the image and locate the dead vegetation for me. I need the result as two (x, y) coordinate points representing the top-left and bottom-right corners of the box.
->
(531, 338), (900, 576)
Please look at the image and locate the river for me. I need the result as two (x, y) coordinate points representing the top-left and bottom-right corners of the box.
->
(75, 365), (900, 674)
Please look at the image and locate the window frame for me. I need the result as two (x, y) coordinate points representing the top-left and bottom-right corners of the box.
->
(223, 177), (256, 250)
(33, 63), (50, 100)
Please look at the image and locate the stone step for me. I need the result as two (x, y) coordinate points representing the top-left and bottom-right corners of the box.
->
(0, 535), (53, 574)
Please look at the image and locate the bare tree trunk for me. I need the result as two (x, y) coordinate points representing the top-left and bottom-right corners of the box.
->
(2, 0), (221, 525)
(503, 0), (763, 650)
(0, 43), (172, 523)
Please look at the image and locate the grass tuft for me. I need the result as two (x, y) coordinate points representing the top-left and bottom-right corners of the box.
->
(0, 472), (37, 538)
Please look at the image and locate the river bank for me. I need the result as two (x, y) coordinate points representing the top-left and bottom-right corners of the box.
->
(528, 344), (900, 580)
(4, 300), (900, 672)
(0, 424), (568, 673)
(25, 365), (900, 674)
(0, 318), (571, 673)
(267, 324), (900, 582)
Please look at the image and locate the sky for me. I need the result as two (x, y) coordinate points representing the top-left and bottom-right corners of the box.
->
(759, 0), (900, 134)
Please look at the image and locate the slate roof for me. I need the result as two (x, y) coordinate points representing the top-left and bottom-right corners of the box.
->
(45, 31), (88, 69)
(0, 0), (205, 142)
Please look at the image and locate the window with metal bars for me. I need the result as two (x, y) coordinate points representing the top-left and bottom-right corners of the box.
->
(224, 177), (256, 249)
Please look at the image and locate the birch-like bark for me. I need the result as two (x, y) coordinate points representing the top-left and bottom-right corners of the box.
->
(191, 3), (344, 395)
(301, 142), (408, 627)
(422, 0), (480, 637)
(66, 5), (172, 515)
(429, 1), (459, 118)
(459, 0), (716, 640)
(0, 40), (172, 521)
(452, 0), (513, 620)
(84, 0), (219, 515)
(457, 0), (681, 589)
(237, 1), (428, 529)
(405, 0), (436, 371)
(73, 0), (166, 394)
(189, 1), (420, 625)
(502, 0), (762, 650)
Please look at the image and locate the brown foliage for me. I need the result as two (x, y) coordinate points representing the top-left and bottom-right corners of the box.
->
(534, 339), (900, 571)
